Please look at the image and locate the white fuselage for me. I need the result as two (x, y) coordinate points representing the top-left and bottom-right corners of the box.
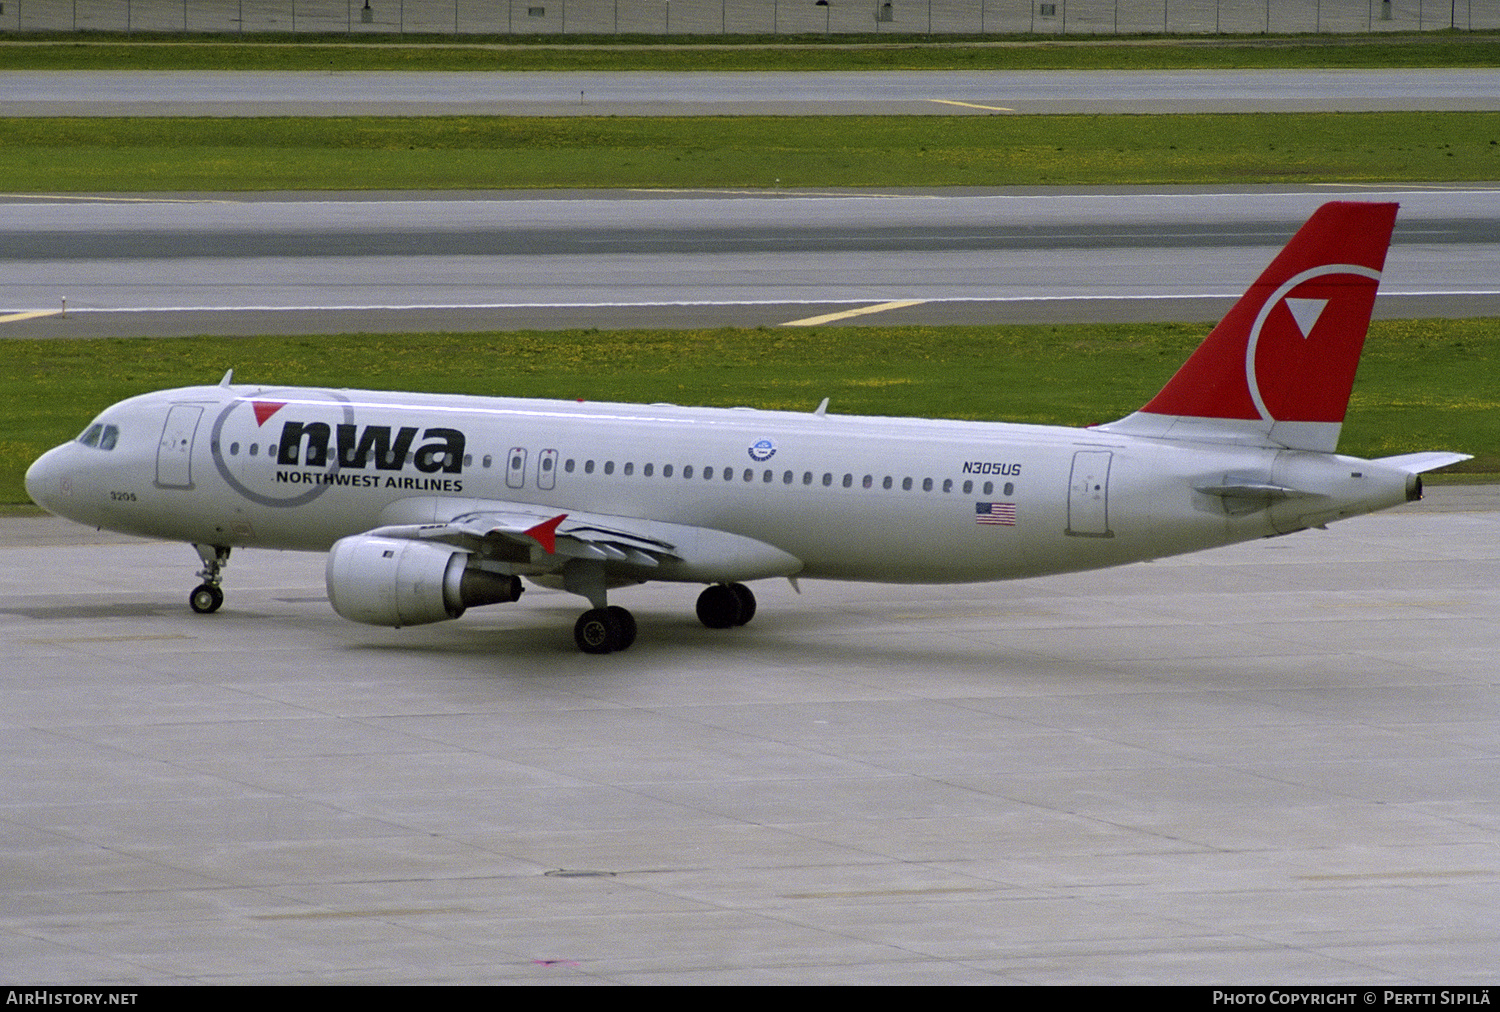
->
(26, 383), (1416, 587)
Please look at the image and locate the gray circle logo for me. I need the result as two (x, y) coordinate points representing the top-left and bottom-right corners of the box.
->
(210, 390), (354, 508)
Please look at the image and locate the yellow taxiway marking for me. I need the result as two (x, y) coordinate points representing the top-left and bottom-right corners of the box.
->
(782, 300), (927, 327)
(929, 99), (1015, 112)
(0, 309), (62, 323)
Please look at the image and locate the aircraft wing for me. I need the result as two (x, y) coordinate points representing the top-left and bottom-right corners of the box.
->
(364, 497), (802, 584)
(368, 507), (681, 570)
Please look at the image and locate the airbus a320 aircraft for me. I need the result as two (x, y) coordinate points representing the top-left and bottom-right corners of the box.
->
(26, 202), (1469, 653)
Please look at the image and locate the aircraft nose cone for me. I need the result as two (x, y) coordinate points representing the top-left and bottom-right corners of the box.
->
(25, 445), (69, 514)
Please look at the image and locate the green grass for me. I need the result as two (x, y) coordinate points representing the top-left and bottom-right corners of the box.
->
(4, 112), (1499, 190)
(2, 34), (1498, 71)
(6, 319), (1496, 505)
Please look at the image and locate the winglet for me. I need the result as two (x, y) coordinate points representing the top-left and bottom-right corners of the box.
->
(525, 514), (567, 554)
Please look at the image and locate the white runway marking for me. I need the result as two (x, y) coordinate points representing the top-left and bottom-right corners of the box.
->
(8, 291), (1496, 317)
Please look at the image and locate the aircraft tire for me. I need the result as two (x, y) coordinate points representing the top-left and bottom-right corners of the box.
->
(606, 606), (637, 650)
(695, 584), (742, 629)
(189, 584), (224, 614)
(727, 583), (756, 626)
(575, 608), (623, 654)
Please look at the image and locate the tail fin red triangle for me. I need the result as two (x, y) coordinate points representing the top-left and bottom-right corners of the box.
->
(1101, 202), (1398, 454)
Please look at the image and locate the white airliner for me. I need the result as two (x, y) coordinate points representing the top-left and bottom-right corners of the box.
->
(25, 202), (1469, 653)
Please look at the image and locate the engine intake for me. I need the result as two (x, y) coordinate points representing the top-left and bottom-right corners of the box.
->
(326, 534), (522, 628)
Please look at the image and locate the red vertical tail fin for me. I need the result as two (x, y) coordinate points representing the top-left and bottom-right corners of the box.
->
(1101, 202), (1398, 453)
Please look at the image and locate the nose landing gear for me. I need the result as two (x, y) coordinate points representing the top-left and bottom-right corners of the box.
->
(189, 543), (231, 614)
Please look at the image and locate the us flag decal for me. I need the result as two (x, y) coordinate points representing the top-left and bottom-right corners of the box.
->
(975, 502), (1016, 526)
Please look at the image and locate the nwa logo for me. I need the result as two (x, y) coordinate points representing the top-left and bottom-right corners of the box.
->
(276, 420), (465, 473)
(210, 391), (467, 509)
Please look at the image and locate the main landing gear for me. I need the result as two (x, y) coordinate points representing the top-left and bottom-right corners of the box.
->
(696, 582), (756, 629)
(569, 582), (758, 654)
(573, 606), (638, 655)
(189, 543), (231, 614)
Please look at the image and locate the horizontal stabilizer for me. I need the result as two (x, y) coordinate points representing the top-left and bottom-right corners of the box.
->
(1375, 452), (1473, 474)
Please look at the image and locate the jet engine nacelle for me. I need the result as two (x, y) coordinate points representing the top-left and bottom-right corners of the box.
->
(326, 534), (522, 628)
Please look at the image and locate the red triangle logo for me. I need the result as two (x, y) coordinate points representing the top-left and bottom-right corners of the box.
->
(252, 401), (286, 427)
(524, 514), (567, 554)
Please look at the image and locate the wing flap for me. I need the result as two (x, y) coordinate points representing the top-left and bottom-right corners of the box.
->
(371, 496), (801, 583)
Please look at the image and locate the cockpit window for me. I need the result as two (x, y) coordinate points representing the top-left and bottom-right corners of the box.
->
(76, 422), (120, 450)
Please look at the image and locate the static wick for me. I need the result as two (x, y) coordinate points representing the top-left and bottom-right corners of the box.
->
(60, 296), (66, 318)
(580, 90), (585, 105)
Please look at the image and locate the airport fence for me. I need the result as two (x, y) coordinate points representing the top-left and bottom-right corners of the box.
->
(0, 0), (1495, 36)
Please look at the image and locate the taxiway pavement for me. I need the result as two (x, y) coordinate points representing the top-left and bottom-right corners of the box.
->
(6, 68), (1500, 117)
(4, 185), (1499, 335)
(2, 487), (1497, 983)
